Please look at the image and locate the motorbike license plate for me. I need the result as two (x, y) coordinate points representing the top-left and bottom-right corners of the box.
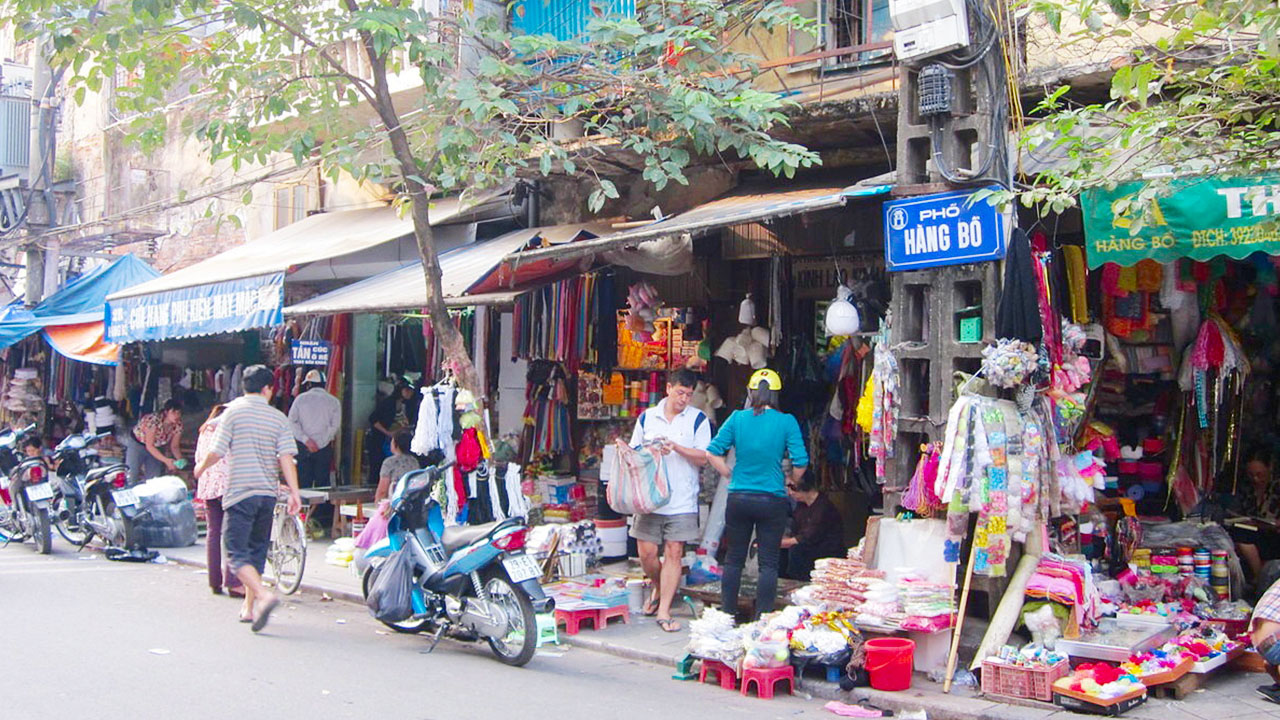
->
(25, 483), (53, 502)
(502, 554), (541, 583)
(112, 488), (139, 507)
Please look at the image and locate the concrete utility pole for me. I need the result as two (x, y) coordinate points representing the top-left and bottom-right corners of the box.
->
(23, 37), (53, 306)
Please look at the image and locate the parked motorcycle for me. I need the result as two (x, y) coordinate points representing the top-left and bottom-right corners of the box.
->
(0, 424), (53, 554)
(78, 445), (136, 549)
(49, 432), (113, 546)
(362, 465), (553, 667)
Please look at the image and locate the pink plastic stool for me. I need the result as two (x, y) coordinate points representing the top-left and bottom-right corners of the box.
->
(554, 608), (600, 635)
(740, 665), (795, 699)
(598, 605), (631, 628)
(698, 659), (739, 689)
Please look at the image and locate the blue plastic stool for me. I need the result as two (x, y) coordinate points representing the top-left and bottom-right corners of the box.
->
(535, 613), (560, 648)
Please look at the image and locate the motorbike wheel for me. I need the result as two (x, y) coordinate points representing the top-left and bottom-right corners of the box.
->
(91, 494), (133, 549)
(0, 495), (20, 544)
(33, 507), (51, 555)
(482, 572), (537, 667)
(54, 498), (93, 547)
(362, 561), (429, 634)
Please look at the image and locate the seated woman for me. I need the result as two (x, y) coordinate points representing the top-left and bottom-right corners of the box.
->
(1228, 448), (1280, 582)
(782, 471), (845, 580)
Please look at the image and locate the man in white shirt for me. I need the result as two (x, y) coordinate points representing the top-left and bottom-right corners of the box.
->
(628, 369), (711, 633)
(288, 369), (341, 488)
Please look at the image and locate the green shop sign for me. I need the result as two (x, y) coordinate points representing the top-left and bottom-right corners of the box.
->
(1081, 174), (1280, 268)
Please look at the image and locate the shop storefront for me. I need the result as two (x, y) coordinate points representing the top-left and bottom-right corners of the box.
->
(101, 199), (512, 490)
(829, 175), (1279, 712)
(0, 254), (161, 455)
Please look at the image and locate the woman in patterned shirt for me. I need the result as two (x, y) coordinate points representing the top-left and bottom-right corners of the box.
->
(125, 399), (183, 483)
(195, 404), (243, 598)
(1231, 448), (1280, 582)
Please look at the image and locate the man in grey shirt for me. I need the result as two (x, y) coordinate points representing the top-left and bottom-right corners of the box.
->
(194, 364), (301, 632)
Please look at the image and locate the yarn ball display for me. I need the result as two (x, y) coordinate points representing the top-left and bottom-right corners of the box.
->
(981, 339), (1039, 388)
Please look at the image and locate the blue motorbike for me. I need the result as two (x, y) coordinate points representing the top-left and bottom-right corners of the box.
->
(362, 465), (553, 667)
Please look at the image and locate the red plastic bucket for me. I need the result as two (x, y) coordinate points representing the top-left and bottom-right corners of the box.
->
(865, 637), (915, 691)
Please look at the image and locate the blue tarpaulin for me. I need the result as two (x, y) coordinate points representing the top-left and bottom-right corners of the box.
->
(0, 254), (160, 351)
(105, 272), (284, 343)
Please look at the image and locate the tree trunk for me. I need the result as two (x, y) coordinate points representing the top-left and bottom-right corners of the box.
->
(355, 19), (483, 400)
(403, 188), (483, 398)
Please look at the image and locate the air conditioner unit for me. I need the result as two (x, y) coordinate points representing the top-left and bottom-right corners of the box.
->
(889, 0), (970, 63)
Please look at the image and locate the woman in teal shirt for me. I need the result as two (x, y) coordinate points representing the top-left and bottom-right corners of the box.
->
(706, 369), (809, 619)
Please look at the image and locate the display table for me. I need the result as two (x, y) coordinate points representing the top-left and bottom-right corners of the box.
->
(297, 486), (376, 538)
(681, 578), (805, 617)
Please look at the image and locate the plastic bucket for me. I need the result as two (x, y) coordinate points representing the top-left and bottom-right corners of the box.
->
(865, 637), (915, 691)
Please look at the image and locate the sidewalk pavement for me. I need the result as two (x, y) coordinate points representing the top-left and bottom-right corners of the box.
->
(161, 538), (1277, 720)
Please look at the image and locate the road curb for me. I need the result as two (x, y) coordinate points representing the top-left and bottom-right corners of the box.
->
(547, 634), (1003, 719)
(163, 552), (365, 605)
(160, 553), (1010, 719)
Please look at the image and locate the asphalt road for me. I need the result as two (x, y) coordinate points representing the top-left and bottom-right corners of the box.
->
(0, 543), (829, 720)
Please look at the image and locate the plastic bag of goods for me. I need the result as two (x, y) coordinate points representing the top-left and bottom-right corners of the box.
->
(686, 607), (744, 666)
(327, 537), (356, 567)
(131, 500), (198, 548)
(743, 627), (791, 668)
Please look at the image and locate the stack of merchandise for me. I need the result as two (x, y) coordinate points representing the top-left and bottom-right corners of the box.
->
(686, 607), (744, 666)
(3, 368), (42, 417)
(325, 537), (356, 567)
(791, 546), (907, 630)
(783, 608), (860, 665)
(527, 521), (603, 578)
(581, 577), (628, 607)
(808, 556), (887, 608)
(1054, 663), (1146, 699)
(987, 644), (1068, 670)
(898, 578), (955, 632)
(1156, 624), (1244, 668)
(1119, 647), (1192, 682)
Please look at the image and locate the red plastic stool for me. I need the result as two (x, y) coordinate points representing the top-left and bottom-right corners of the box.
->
(554, 608), (600, 635)
(598, 605), (631, 628)
(698, 659), (739, 689)
(740, 665), (795, 699)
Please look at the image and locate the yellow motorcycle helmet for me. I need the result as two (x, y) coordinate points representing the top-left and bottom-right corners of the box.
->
(747, 368), (782, 391)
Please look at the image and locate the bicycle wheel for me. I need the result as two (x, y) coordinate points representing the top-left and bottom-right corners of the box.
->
(270, 512), (307, 594)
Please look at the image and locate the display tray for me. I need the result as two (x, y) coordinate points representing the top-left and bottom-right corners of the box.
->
(1056, 619), (1175, 662)
(1190, 644), (1245, 674)
(1137, 657), (1194, 686)
(1113, 614), (1174, 629)
(1053, 684), (1147, 716)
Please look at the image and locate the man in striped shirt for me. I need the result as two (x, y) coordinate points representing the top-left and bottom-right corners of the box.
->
(194, 364), (301, 632)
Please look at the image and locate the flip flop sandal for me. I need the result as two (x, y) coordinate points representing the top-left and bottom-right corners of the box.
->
(643, 596), (660, 617)
(251, 597), (280, 633)
(656, 618), (682, 633)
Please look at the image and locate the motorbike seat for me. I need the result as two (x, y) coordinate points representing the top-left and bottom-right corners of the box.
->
(440, 519), (516, 553)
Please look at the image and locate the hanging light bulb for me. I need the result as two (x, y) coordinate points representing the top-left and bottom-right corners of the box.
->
(824, 283), (861, 337)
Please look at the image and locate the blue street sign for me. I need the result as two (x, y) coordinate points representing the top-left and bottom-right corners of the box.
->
(883, 188), (1006, 271)
(291, 339), (331, 365)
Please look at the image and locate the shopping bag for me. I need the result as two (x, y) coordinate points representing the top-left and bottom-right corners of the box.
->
(354, 501), (391, 549)
(365, 545), (415, 623)
(605, 439), (670, 515)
